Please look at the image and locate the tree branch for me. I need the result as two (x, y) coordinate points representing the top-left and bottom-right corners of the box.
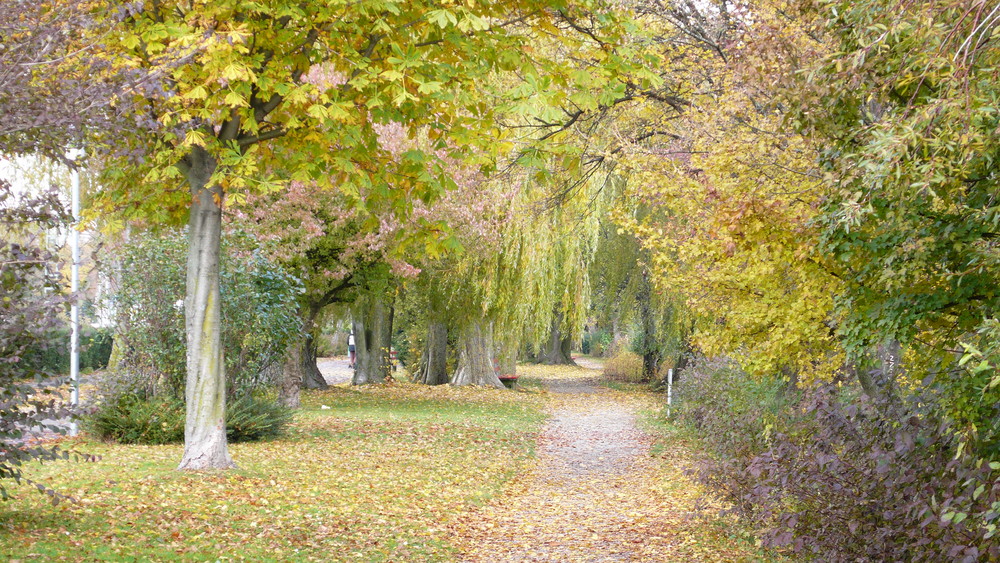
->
(237, 127), (287, 147)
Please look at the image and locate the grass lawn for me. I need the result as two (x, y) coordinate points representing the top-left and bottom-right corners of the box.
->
(0, 383), (546, 562)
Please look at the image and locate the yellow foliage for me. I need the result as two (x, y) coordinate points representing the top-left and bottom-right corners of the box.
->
(616, 2), (843, 383)
(603, 349), (646, 382)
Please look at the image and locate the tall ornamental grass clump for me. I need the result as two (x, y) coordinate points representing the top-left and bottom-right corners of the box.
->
(675, 357), (1000, 561)
(90, 230), (301, 444)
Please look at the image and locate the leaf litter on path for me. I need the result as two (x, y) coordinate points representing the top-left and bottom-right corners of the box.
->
(453, 363), (763, 562)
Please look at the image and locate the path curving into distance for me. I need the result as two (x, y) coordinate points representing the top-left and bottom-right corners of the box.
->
(454, 362), (760, 562)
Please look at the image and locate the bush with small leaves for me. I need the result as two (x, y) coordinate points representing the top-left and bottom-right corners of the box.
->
(676, 357), (1000, 561)
(112, 228), (302, 397)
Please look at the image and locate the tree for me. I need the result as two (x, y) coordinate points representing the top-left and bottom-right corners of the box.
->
(0, 0), (124, 500)
(783, 0), (1000, 443)
(351, 277), (398, 385)
(91, 0), (646, 468)
(237, 182), (386, 401)
(0, 0), (124, 160)
(591, 207), (689, 380)
(236, 118), (457, 393)
(613, 0), (843, 383)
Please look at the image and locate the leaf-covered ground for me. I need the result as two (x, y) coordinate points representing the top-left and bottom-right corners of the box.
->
(1, 361), (769, 561)
(0, 383), (545, 561)
(454, 363), (770, 562)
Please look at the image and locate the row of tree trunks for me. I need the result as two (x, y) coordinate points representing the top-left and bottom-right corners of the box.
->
(283, 304), (553, 393)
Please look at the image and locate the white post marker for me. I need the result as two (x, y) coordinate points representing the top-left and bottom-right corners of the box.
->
(68, 149), (84, 436)
(667, 368), (674, 418)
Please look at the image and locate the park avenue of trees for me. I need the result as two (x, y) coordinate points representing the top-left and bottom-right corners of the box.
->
(3, 0), (1000, 560)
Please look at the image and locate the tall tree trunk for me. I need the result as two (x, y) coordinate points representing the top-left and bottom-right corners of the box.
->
(452, 322), (503, 388)
(542, 311), (576, 365)
(300, 332), (327, 389)
(416, 321), (449, 385)
(280, 338), (303, 408)
(178, 146), (233, 470)
(352, 297), (393, 385)
(279, 303), (328, 407)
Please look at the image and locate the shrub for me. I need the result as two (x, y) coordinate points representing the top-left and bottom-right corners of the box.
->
(674, 357), (796, 461)
(87, 392), (293, 445)
(676, 357), (1000, 561)
(86, 393), (185, 444)
(582, 329), (612, 356)
(602, 349), (645, 382)
(113, 229), (302, 397)
(22, 325), (114, 375)
(225, 393), (294, 442)
(80, 327), (114, 371)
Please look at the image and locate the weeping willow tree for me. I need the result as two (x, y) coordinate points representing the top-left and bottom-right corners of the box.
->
(398, 159), (621, 387)
(394, 0), (667, 382)
(405, 173), (552, 388)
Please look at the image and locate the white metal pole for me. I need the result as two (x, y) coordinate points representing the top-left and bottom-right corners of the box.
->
(667, 368), (673, 418)
(69, 154), (81, 436)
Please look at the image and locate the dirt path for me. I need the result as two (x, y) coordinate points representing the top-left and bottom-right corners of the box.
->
(316, 356), (354, 385)
(455, 363), (758, 562)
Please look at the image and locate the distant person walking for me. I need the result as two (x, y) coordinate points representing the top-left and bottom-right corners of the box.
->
(348, 330), (356, 368)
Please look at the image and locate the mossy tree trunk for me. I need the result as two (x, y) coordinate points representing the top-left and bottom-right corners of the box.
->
(280, 338), (304, 408)
(177, 146), (234, 471)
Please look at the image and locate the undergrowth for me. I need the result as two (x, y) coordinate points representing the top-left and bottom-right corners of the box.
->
(673, 357), (1000, 561)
